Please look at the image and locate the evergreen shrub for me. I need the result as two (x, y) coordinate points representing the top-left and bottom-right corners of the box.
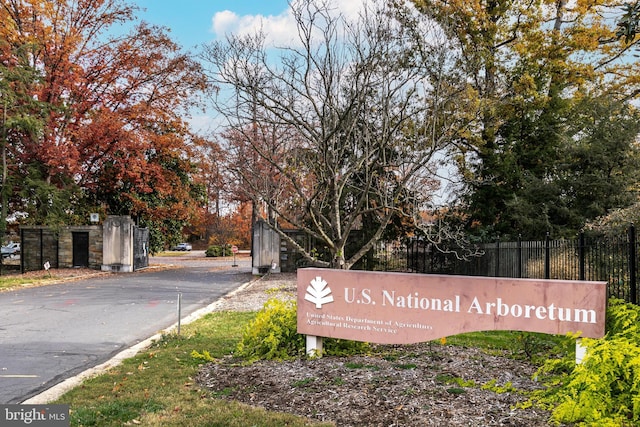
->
(205, 245), (231, 257)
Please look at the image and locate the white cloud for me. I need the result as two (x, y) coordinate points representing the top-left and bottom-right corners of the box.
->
(211, 9), (298, 45)
(211, 10), (239, 36)
(211, 0), (368, 46)
(187, 113), (220, 135)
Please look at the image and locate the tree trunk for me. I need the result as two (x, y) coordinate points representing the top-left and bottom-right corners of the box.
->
(331, 245), (347, 269)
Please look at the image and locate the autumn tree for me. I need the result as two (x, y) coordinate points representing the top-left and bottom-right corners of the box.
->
(190, 135), (252, 248)
(0, 46), (47, 239)
(617, 1), (640, 43)
(0, 0), (210, 248)
(196, 136), (228, 218)
(202, 0), (476, 269)
(205, 201), (252, 249)
(413, 0), (640, 239)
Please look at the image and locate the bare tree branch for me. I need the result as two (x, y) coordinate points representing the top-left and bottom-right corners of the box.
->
(201, 0), (476, 269)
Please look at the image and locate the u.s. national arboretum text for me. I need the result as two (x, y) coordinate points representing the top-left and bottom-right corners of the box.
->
(297, 268), (606, 345)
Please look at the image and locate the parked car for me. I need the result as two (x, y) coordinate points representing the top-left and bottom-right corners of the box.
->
(1, 242), (20, 258)
(172, 242), (192, 251)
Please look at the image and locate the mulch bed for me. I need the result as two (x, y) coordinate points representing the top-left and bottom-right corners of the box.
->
(197, 342), (555, 426)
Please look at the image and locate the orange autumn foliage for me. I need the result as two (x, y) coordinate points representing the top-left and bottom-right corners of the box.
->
(0, 0), (211, 227)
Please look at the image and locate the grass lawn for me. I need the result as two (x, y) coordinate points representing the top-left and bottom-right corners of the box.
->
(54, 311), (331, 427)
(0, 272), (57, 291)
(153, 251), (192, 257)
(51, 307), (568, 426)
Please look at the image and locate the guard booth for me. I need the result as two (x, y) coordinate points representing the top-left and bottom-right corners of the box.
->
(19, 216), (148, 273)
(252, 219), (281, 275)
(20, 225), (102, 272)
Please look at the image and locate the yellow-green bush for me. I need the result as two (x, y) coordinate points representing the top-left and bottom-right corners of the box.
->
(529, 299), (640, 425)
(236, 298), (369, 362)
(236, 298), (304, 361)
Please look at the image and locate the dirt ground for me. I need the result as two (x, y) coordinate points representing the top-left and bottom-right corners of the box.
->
(197, 273), (556, 426)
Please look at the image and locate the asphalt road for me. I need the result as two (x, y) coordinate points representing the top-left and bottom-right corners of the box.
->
(0, 252), (251, 404)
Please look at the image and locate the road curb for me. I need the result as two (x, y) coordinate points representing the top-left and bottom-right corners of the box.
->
(21, 276), (259, 404)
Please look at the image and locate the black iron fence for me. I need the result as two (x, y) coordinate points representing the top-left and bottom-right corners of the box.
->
(267, 225), (638, 305)
(20, 227), (59, 273)
(403, 225), (638, 305)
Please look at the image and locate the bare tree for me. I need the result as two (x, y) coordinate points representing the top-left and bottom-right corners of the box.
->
(201, 0), (475, 269)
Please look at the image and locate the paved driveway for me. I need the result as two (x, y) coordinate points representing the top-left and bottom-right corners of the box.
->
(0, 253), (251, 403)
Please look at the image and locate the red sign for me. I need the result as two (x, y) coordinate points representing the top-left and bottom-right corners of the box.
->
(231, 245), (239, 253)
(297, 268), (606, 345)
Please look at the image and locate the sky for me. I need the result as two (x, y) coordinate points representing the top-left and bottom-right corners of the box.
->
(133, 0), (361, 50)
(133, 0), (287, 49)
(127, 0), (290, 133)
(129, 0), (454, 203)
(128, 0), (367, 134)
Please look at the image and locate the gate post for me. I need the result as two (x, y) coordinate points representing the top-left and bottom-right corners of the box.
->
(101, 215), (135, 272)
(252, 220), (280, 275)
(579, 232), (585, 281)
(495, 237), (500, 277)
(544, 232), (550, 280)
(20, 227), (24, 274)
(517, 234), (522, 279)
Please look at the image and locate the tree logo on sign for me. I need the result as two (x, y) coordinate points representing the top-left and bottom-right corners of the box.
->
(304, 276), (334, 309)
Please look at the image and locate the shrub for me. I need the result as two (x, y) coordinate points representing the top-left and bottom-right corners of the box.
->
(205, 245), (232, 257)
(236, 298), (370, 362)
(528, 299), (640, 425)
(236, 298), (305, 361)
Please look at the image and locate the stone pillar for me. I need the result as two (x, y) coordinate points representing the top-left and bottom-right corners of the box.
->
(101, 216), (134, 272)
(252, 220), (281, 275)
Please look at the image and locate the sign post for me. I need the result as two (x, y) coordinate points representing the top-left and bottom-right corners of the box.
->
(231, 245), (239, 267)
